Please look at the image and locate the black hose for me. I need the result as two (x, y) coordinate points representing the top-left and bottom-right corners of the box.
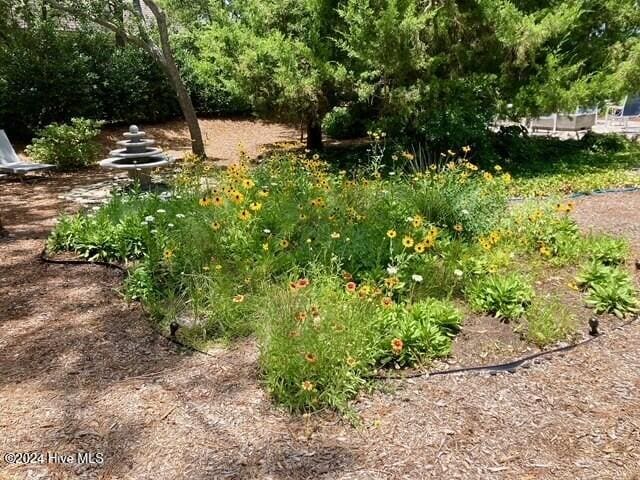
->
(39, 247), (127, 272)
(373, 315), (638, 380)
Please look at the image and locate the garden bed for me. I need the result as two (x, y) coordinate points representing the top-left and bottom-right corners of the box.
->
(46, 148), (640, 415)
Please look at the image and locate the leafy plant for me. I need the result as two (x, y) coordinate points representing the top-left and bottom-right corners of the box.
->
(517, 296), (577, 347)
(377, 299), (462, 367)
(467, 273), (534, 320)
(586, 236), (629, 266)
(26, 118), (103, 170)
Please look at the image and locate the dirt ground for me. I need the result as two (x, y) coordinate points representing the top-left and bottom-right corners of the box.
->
(100, 118), (300, 165)
(1, 140), (640, 479)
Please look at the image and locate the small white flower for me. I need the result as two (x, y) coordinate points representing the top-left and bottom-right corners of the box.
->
(157, 209), (166, 214)
(168, 223), (175, 228)
(175, 195), (182, 199)
(263, 228), (271, 234)
(306, 238), (312, 243)
(387, 266), (398, 275)
(92, 206), (100, 211)
(454, 269), (464, 277)
(141, 221), (147, 226)
(176, 213), (185, 219)
(389, 171), (396, 176)
(144, 215), (155, 222)
(150, 229), (158, 234)
(461, 209), (469, 216)
(412, 274), (423, 283)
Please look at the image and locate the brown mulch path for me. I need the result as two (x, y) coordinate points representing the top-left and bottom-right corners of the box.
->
(100, 118), (300, 166)
(1, 166), (640, 479)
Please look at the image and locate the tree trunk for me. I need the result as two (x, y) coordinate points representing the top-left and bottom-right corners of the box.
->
(306, 117), (323, 151)
(0, 214), (7, 238)
(142, 0), (206, 158)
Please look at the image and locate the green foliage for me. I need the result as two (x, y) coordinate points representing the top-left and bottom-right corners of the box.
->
(26, 118), (103, 170)
(576, 261), (639, 318)
(322, 106), (367, 140)
(518, 296), (577, 347)
(0, 24), (179, 137)
(377, 299), (461, 368)
(586, 236), (630, 266)
(490, 129), (640, 198)
(467, 273), (534, 320)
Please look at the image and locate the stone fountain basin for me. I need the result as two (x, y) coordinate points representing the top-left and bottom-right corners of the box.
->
(108, 147), (163, 157)
(116, 139), (155, 148)
(99, 156), (172, 170)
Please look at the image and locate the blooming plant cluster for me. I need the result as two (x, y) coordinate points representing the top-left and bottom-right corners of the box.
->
(48, 150), (637, 413)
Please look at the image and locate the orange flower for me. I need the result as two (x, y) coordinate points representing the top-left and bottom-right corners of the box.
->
(296, 278), (310, 289)
(345, 281), (357, 293)
(381, 297), (394, 308)
(391, 338), (404, 353)
(295, 311), (307, 322)
(342, 271), (353, 282)
(453, 223), (464, 232)
(304, 353), (317, 364)
(310, 305), (320, 317)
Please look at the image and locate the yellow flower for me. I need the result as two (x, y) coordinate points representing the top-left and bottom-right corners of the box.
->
(239, 209), (251, 221)
(401, 151), (414, 161)
(301, 381), (315, 392)
(462, 145), (471, 153)
(539, 245), (552, 257)
(412, 215), (423, 228)
(163, 249), (174, 261)
(346, 356), (358, 367)
(212, 196), (224, 207)
(494, 165), (503, 172)
(262, 242), (269, 251)
(215, 264), (222, 271)
(242, 178), (255, 189)
(279, 239), (289, 249)
(414, 242), (426, 254)
(483, 172), (494, 181)
(384, 276), (399, 288)
(386, 229), (397, 239)
(199, 197), (212, 207)
(402, 236), (414, 248)
(381, 297), (394, 308)
(249, 202), (262, 211)
(423, 236), (435, 249)
(304, 352), (317, 364)
(230, 190), (245, 204)
(211, 221), (221, 230)
(331, 232), (341, 239)
(232, 294), (245, 303)
(501, 173), (512, 184)
(258, 188), (270, 197)
(453, 223), (464, 233)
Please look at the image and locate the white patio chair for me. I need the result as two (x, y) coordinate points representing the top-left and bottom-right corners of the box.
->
(0, 130), (54, 176)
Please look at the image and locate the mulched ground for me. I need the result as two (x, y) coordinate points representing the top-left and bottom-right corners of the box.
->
(2, 125), (640, 479)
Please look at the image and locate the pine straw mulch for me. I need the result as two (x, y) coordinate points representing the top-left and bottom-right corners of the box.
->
(1, 168), (640, 479)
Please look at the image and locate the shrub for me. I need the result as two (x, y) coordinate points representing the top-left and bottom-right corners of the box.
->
(26, 118), (103, 170)
(0, 25), (179, 137)
(577, 262), (639, 318)
(586, 236), (629, 266)
(467, 273), (534, 320)
(518, 297), (577, 347)
(322, 105), (367, 140)
(376, 299), (461, 367)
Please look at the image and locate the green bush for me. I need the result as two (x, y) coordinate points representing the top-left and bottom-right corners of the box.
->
(467, 273), (534, 320)
(576, 261), (639, 318)
(586, 236), (629, 266)
(322, 105), (367, 140)
(26, 118), (103, 170)
(377, 299), (461, 367)
(0, 25), (179, 137)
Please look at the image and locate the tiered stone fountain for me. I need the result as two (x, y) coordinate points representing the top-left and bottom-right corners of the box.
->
(99, 125), (173, 187)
